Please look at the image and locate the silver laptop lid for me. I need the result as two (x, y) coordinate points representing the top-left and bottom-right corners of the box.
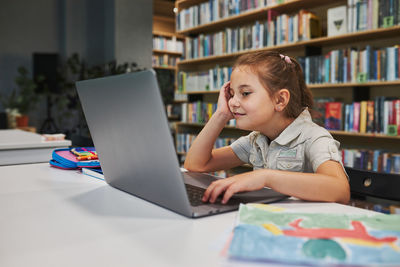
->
(76, 70), (192, 216)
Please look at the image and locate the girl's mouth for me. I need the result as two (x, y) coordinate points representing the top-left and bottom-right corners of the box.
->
(233, 112), (246, 117)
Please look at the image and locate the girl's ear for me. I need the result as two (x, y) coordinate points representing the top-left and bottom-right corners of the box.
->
(274, 89), (290, 112)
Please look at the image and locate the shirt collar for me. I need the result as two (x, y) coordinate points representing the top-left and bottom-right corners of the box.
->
(272, 108), (312, 146)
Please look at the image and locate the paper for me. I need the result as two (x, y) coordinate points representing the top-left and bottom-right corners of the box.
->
(228, 204), (400, 265)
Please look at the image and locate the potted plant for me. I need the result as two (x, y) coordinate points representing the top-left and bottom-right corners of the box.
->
(0, 66), (42, 128)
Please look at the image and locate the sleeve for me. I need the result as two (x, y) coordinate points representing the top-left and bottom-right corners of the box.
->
(306, 136), (343, 172)
(230, 134), (252, 164)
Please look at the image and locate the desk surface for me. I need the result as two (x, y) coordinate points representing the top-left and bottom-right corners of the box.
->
(0, 163), (376, 267)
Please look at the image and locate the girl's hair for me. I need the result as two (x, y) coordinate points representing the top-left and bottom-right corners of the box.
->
(233, 51), (313, 118)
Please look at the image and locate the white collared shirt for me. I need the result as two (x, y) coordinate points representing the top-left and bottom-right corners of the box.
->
(231, 108), (347, 175)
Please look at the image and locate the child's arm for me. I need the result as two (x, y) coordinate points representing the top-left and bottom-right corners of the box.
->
(202, 160), (350, 204)
(184, 82), (244, 172)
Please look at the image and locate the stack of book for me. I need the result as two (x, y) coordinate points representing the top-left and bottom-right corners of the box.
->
(184, 9), (320, 59)
(178, 65), (232, 93)
(153, 36), (184, 53)
(299, 45), (400, 85)
(342, 148), (400, 174)
(176, 133), (236, 154)
(316, 98), (400, 136)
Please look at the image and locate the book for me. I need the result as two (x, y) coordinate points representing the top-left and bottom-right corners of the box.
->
(312, 97), (335, 126)
(359, 101), (368, 133)
(366, 100), (375, 133)
(327, 5), (348, 36)
(353, 102), (361, 132)
(82, 167), (104, 180)
(325, 102), (343, 130)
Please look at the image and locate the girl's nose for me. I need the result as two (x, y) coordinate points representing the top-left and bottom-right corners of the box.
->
(229, 95), (240, 107)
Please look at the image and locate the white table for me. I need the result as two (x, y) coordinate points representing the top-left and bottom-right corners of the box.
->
(0, 129), (71, 165)
(0, 163), (376, 267)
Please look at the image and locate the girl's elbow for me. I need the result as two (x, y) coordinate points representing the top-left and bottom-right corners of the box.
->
(183, 161), (193, 171)
(183, 161), (205, 172)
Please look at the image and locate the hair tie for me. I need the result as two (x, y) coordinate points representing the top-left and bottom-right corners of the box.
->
(280, 54), (292, 64)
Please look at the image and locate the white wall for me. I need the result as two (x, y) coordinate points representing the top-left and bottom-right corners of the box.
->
(0, 0), (62, 127)
(0, 0), (61, 98)
(0, 0), (153, 130)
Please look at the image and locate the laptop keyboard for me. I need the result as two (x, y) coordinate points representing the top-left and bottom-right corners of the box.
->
(185, 183), (242, 206)
(185, 184), (206, 206)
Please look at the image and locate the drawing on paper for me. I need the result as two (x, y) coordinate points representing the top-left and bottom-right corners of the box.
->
(228, 204), (400, 265)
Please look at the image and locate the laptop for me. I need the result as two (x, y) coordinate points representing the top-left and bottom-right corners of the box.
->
(76, 70), (287, 218)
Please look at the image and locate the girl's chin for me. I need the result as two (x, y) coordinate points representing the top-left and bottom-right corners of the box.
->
(235, 122), (252, 131)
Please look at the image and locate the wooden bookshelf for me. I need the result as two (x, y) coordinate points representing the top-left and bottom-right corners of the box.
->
(174, 0), (400, 165)
(153, 3), (183, 126)
(153, 65), (177, 70)
(178, 25), (400, 66)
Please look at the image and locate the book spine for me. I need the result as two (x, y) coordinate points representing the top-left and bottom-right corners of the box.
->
(359, 101), (368, 133)
(353, 102), (361, 132)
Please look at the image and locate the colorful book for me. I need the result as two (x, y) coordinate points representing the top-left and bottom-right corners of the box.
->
(325, 102), (343, 130)
(366, 100), (375, 133)
(353, 102), (361, 132)
(312, 98), (334, 126)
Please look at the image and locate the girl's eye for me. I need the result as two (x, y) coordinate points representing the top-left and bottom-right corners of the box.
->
(242, 92), (251, 96)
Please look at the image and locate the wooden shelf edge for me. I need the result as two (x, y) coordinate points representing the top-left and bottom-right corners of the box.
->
(176, 122), (400, 140)
(153, 49), (182, 56)
(153, 15), (175, 23)
(180, 80), (400, 94)
(153, 66), (177, 70)
(153, 30), (185, 39)
(329, 131), (400, 140)
(308, 81), (400, 88)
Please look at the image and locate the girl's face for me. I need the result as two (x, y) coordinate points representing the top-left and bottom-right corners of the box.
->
(228, 66), (276, 132)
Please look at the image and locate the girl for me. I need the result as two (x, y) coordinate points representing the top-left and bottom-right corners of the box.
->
(184, 51), (350, 205)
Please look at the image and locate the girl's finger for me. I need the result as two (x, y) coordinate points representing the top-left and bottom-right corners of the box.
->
(202, 181), (217, 202)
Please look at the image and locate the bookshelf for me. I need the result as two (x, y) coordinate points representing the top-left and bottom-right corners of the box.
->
(153, 0), (186, 121)
(152, 32), (183, 69)
(174, 0), (400, 183)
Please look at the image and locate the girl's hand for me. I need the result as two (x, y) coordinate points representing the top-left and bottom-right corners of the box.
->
(215, 81), (234, 121)
(202, 171), (268, 204)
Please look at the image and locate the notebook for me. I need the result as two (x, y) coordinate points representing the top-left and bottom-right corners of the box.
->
(76, 70), (287, 218)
